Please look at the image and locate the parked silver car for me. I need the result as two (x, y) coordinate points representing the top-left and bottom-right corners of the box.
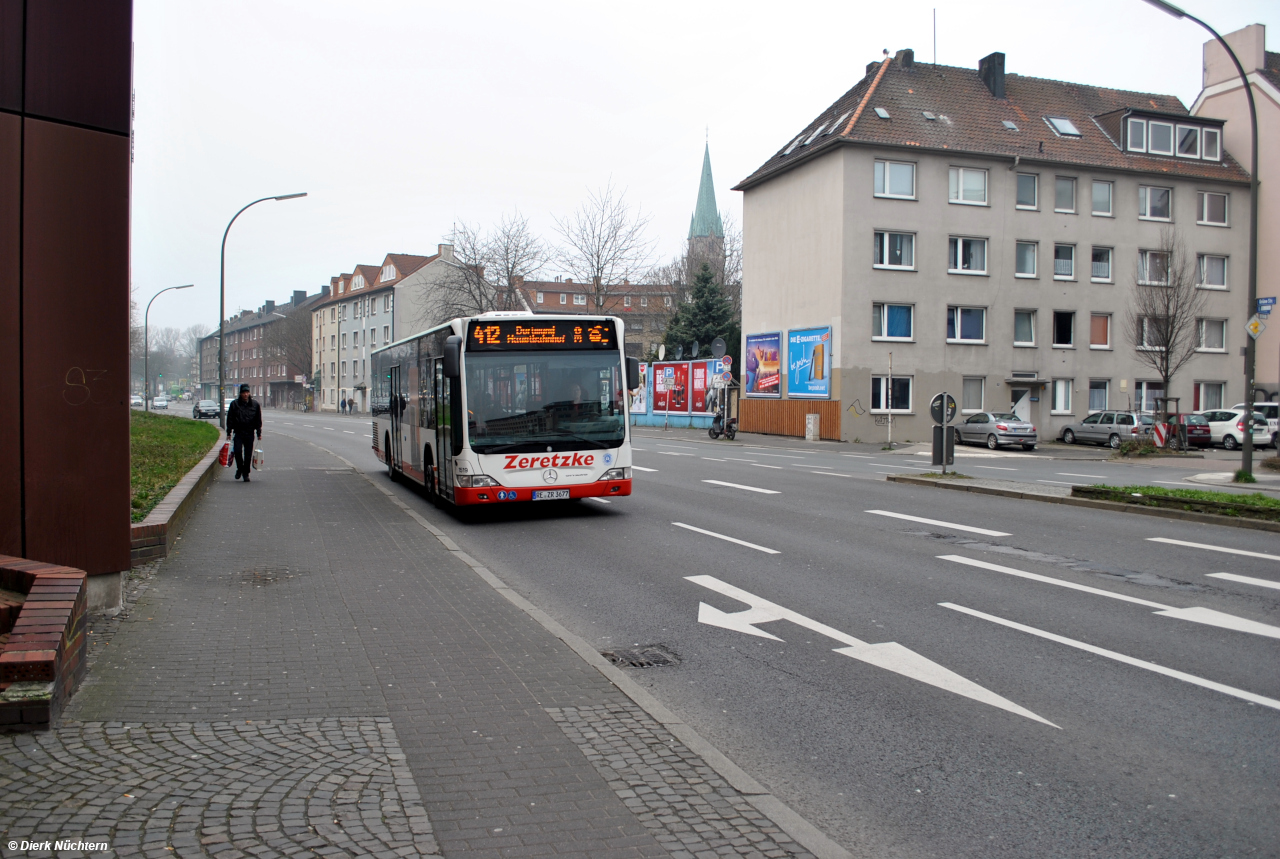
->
(1059, 411), (1153, 448)
(954, 412), (1038, 450)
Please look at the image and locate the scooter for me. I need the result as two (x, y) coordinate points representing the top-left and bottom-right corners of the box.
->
(708, 406), (737, 440)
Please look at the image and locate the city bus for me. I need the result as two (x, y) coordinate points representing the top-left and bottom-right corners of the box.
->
(371, 312), (638, 505)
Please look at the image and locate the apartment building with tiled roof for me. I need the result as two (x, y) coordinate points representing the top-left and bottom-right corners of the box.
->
(735, 48), (1254, 442)
(514, 277), (681, 359)
(1192, 24), (1279, 400)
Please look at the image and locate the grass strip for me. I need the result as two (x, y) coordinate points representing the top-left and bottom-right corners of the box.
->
(1073, 484), (1280, 521)
(131, 411), (220, 522)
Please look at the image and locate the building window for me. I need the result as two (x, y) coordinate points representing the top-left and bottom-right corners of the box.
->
(341, 361), (346, 377)
(330, 362), (335, 376)
(873, 231), (915, 268)
(383, 325), (389, 345)
(1092, 181), (1112, 216)
(664, 296), (672, 307)
(536, 291), (544, 304)
(623, 295), (632, 307)
(352, 274), (365, 289)
(1054, 177), (1076, 213)
(1091, 247), (1113, 282)
(1197, 318), (1227, 352)
(948, 237), (987, 274)
(640, 296), (648, 307)
(330, 308), (336, 322)
(1051, 379), (1073, 414)
(1138, 317), (1167, 350)
(870, 375), (912, 413)
(1016, 174), (1037, 209)
(383, 295), (391, 312)
(1136, 380), (1164, 411)
(872, 303), (913, 340)
(947, 306), (986, 342)
(380, 264), (396, 282)
(1090, 313), (1111, 349)
(1127, 117), (1146, 152)
(559, 293), (567, 304)
(1046, 116), (1081, 137)
(948, 167), (987, 204)
(1198, 254), (1227, 289)
(962, 377), (984, 412)
(1176, 125), (1200, 158)
(1138, 186), (1172, 220)
(873, 160), (916, 198)
(1015, 242), (1037, 277)
(1147, 121), (1174, 156)
(1139, 250), (1170, 285)
(342, 333), (347, 348)
(1052, 311), (1074, 347)
(1197, 192), (1228, 226)
(1089, 380), (1109, 412)
(1053, 244), (1075, 279)
(1195, 381), (1225, 411)
(1202, 128), (1221, 161)
(1014, 310), (1036, 346)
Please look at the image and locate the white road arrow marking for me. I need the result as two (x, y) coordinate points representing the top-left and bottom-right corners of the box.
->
(685, 575), (1056, 727)
(941, 602), (1280, 712)
(941, 555), (1280, 640)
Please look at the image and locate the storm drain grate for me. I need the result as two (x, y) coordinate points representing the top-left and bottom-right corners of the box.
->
(601, 645), (680, 669)
(237, 566), (304, 586)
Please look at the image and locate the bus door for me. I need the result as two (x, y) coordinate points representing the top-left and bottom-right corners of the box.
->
(389, 364), (403, 468)
(434, 358), (454, 500)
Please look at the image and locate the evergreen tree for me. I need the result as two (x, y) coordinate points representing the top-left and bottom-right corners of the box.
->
(662, 263), (740, 369)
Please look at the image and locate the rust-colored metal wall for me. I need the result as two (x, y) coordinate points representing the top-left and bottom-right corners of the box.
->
(1, 0), (133, 574)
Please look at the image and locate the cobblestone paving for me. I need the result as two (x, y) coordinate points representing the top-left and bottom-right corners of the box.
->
(548, 704), (815, 859)
(0, 718), (438, 857)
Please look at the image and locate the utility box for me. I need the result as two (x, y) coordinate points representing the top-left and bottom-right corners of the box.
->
(932, 425), (955, 466)
(805, 413), (820, 441)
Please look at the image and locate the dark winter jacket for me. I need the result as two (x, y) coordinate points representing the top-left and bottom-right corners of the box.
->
(227, 397), (262, 435)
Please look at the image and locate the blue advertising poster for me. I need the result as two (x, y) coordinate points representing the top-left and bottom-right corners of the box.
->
(787, 326), (832, 399)
(743, 332), (781, 397)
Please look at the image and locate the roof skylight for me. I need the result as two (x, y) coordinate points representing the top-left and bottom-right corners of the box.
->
(922, 111), (937, 120)
(874, 107), (890, 120)
(1002, 120), (1019, 131)
(803, 124), (827, 145)
(1046, 116), (1081, 137)
(782, 135), (804, 156)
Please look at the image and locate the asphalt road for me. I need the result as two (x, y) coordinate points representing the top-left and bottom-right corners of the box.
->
(259, 409), (1278, 859)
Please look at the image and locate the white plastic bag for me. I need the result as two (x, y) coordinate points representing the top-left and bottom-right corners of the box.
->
(252, 446), (264, 471)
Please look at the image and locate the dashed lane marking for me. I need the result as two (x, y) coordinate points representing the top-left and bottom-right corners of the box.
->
(672, 522), (779, 554)
(632, 465), (658, 473)
(866, 510), (1010, 537)
(703, 480), (780, 494)
(1148, 537), (1280, 562)
(588, 497), (612, 504)
(973, 465), (1018, 471)
(1058, 473), (1107, 479)
(751, 464), (782, 469)
(1208, 572), (1280, 591)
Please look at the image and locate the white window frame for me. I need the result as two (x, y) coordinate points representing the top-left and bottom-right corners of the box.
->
(1088, 380), (1110, 412)
(573, 294), (586, 306)
(623, 295), (631, 307)
(1138, 317), (1167, 351)
(1127, 117), (1147, 152)
(663, 296), (672, 307)
(1138, 186), (1172, 221)
(873, 160), (916, 199)
(380, 264), (396, 282)
(1139, 250), (1171, 286)
(1135, 380), (1164, 412)
(1054, 176), (1076, 213)
(1015, 242), (1038, 278)
(1013, 310), (1036, 347)
(1089, 312), (1112, 350)
(961, 377), (985, 414)
(536, 291), (544, 304)
(1196, 192), (1229, 226)
(640, 296), (648, 307)
(382, 325), (389, 345)
(1052, 311), (1075, 348)
(873, 231), (916, 270)
(1197, 254), (1228, 290)
(871, 302), (914, 341)
(1147, 121), (1175, 156)
(948, 167), (988, 205)
(1091, 246), (1113, 283)
(559, 293), (567, 305)
(1196, 381), (1226, 411)
(1202, 128), (1221, 161)
(1053, 244), (1076, 280)
(870, 375), (913, 414)
(1015, 173), (1038, 210)
(1091, 181), (1113, 216)
(948, 236), (988, 275)
(1051, 379), (1073, 415)
(1197, 318), (1227, 352)
(947, 305), (987, 344)
(1176, 125), (1200, 159)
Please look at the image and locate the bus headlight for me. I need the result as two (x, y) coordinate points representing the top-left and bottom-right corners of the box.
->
(457, 474), (500, 488)
(598, 467), (631, 481)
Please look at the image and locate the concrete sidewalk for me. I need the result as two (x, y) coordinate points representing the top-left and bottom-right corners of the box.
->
(0, 433), (823, 859)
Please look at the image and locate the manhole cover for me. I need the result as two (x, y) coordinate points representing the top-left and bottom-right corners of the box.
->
(601, 645), (680, 669)
(237, 566), (303, 586)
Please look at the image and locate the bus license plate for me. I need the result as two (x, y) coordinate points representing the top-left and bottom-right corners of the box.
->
(533, 489), (570, 500)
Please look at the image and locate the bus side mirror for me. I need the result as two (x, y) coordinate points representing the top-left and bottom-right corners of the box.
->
(627, 357), (640, 390)
(443, 335), (461, 378)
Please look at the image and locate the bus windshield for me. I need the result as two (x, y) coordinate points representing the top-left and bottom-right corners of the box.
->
(465, 350), (626, 454)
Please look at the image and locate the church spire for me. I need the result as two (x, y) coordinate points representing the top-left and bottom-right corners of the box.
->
(688, 142), (724, 240)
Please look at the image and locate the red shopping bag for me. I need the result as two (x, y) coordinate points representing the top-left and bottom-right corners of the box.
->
(218, 442), (231, 467)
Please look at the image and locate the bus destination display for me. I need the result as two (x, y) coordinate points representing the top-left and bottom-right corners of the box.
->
(467, 319), (616, 351)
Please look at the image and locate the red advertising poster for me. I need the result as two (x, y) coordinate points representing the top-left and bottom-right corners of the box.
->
(691, 361), (708, 413)
(653, 362), (690, 413)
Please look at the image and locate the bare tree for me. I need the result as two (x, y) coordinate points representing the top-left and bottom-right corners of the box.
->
(422, 220), (502, 326)
(263, 311), (313, 383)
(179, 323), (211, 359)
(555, 182), (654, 309)
(1124, 228), (1208, 418)
(487, 211), (548, 310)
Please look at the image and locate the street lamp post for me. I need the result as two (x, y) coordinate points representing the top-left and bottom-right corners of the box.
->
(144, 284), (194, 411)
(218, 193), (307, 429)
(1140, 0), (1260, 476)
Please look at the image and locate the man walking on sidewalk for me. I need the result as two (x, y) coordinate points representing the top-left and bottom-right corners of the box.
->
(227, 384), (262, 482)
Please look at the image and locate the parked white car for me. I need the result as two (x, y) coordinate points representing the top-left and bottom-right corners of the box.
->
(153, 396), (169, 409)
(1231, 402), (1278, 448)
(1196, 409), (1270, 450)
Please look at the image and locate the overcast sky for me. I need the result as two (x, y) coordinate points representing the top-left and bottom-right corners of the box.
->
(133, 0), (1276, 333)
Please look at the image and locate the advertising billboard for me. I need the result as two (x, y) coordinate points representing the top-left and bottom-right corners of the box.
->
(631, 362), (648, 413)
(652, 362), (691, 413)
(787, 326), (832, 399)
(691, 362), (708, 413)
(744, 332), (781, 397)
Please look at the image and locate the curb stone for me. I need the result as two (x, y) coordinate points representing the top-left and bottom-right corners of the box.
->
(302, 436), (855, 859)
(886, 474), (1280, 534)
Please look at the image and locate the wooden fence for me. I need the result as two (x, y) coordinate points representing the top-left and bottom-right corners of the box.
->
(739, 399), (842, 440)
